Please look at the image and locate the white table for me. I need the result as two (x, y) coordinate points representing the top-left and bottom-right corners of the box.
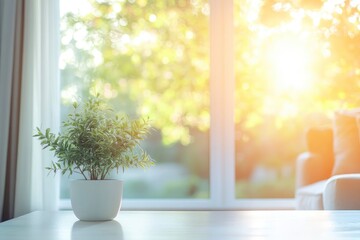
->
(0, 211), (360, 239)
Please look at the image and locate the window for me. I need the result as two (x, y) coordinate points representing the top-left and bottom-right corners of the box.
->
(60, 0), (211, 208)
(234, 0), (360, 200)
(59, 0), (360, 209)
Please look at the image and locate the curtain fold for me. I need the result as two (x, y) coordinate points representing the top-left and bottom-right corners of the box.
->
(3, 0), (25, 221)
(0, 0), (25, 222)
(0, 0), (60, 222)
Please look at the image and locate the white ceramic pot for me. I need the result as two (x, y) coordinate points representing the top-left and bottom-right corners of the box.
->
(70, 180), (123, 221)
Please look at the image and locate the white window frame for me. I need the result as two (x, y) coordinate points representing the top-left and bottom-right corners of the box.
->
(59, 0), (295, 210)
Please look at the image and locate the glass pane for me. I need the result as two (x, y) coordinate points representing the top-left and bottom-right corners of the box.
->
(234, 1), (360, 198)
(60, 0), (210, 199)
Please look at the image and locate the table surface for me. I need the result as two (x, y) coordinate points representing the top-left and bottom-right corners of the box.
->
(1, 210), (360, 239)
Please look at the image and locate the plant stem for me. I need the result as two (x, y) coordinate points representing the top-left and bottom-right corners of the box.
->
(77, 167), (88, 180)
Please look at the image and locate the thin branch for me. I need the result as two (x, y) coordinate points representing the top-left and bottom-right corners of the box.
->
(75, 167), (88, 180)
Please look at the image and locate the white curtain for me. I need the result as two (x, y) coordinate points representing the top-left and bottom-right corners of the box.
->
(14, 0), (60, 217)
(0, 0), (18, 220)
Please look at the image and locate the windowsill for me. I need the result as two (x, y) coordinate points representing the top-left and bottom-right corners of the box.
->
(59, 198), (295, 210)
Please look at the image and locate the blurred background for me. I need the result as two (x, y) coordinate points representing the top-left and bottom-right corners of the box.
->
(59, 0), (360, 200)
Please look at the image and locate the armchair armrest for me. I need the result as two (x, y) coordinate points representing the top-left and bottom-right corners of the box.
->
(296, 152), (333, 189)
(323, 174), (360, 210)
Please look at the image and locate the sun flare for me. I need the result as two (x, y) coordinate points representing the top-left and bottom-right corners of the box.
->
(267, 37), (315, 94)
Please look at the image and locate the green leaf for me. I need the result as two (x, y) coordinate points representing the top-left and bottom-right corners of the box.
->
(33, 95), (154, 179)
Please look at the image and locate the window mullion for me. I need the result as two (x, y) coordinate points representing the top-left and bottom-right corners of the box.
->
(222, 0), (235, 207)
(209, 0), (234, 208)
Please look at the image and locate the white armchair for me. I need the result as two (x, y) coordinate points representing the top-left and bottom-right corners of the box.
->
(296, 109), (360, 210)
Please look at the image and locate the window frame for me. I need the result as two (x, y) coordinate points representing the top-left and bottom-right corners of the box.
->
(59, 0), (295, 210)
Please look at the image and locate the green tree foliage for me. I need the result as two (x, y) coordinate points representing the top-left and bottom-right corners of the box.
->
(235, 0), (360, 117)
(60, 0), (209, 145)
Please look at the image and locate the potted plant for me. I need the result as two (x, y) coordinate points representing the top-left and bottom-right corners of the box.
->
(34, 94), (154, 221)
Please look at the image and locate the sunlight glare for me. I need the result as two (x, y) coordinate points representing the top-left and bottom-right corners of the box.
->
(267, 38), (315, 93)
